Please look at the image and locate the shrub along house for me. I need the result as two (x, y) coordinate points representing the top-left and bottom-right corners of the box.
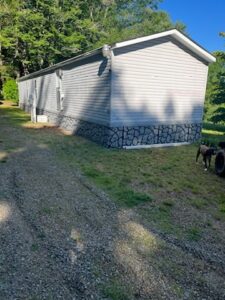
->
(18, 29), (215, 148)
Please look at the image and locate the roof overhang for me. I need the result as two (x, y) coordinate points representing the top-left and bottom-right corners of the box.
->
(113, 29), (216, 64)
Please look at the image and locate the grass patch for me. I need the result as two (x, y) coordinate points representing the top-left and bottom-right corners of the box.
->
(219, 203), (225, 213)
(162, 200), (174, 207)
(83, 166), (152, 207)
(190, 198), (207, 209)
(114, 189), (151, 207)
(1, 105), (225, 244)
(31, 243), (39, 252)
(186, 227), (202, 241)
(141, 204), (179, 235)
(202, 122), (225, 145)
(203, 122), (225, 133)
(40, 207), (53, 216)
(102, 280), (131, 300)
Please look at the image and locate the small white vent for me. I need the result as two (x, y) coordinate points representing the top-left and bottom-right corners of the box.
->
(37, 115), (48, 123)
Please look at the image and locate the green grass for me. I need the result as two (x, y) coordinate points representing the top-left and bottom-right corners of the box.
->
(202, 122), (225, 145)
(83, 166), (152, 207)
(203, 122), (225, 133)
(0, 106), (30, 126)
(190, 198), (208, 209)
(186, 227), (202, 241)
(219, 203), (225, 213)
(140, 203), (179, 235)
(102, 280), (131, 300)
(40, 207), (53, 216)
(31, 243), (39, 252)
(1, 104), (225, 241)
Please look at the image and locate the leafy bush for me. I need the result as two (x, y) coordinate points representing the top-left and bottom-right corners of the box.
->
(2, 79), (18, 103)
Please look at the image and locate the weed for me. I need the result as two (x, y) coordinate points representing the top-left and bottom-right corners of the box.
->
(162, 200), (174, 207)
(114, 189), (152, 207)
(205, 221), (212, 227)
(37, 232), (45, 240)
(219, 203), (225, 213)
(31, 244), (39, 252)
(41, 207), (53, 215)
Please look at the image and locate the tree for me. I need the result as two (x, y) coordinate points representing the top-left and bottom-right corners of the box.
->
(210, 52), (225, 123)
(205, 32), (225, 124)
(0, 0), (102, 76)
(0, 0), (185, 79)
(91, 0), (185, 46)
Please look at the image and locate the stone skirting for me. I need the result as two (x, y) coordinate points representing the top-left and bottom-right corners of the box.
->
(20, 104), (202, 148)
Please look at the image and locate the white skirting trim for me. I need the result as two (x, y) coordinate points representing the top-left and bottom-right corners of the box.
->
(123, 142), (191, 150)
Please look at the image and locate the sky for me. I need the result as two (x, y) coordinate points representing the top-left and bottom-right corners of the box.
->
(159, 0), (225, 52)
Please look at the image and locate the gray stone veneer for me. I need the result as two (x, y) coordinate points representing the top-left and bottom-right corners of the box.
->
(20, 103), (202, 148)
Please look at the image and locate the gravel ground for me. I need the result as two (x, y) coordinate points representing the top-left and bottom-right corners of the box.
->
(0, 114), (225, 299)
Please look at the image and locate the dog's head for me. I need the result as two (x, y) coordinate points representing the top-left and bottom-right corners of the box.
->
(209, 147), (217, 155)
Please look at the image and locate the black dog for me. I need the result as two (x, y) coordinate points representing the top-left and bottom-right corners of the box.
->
(196, 145), (217, 171)
(218, 141), (225, 149)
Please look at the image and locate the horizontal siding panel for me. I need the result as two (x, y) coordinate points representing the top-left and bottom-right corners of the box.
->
(113, 65), (206, 75)
(62, 55), (111, 125)
(19, 54), (111, 126)
(112, 81), (206, 88)
(18, 81), (27, 104)
(36, 72), (57, 112)
(111, 36), (208, 126)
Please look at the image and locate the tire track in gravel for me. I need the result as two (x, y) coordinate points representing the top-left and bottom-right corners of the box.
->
(8, 167), (104, 299)
(11, 154), (225, 296)
(10, 161), (225, 300)
(9, 169), (83, 299)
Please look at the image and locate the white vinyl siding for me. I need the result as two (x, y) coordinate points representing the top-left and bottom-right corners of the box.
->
(19, 54), (111, 126)
(61, 55), (111, 125)
(35, 72), (57, 112)
(19, 73), (57, 112)
(18, 81), (27, 104)
(111, 36), (208, 127)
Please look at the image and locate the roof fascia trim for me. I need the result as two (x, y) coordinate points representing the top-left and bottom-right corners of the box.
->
(113, 29), (216, 63)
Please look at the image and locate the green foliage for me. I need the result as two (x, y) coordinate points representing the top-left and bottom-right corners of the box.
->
(2, 79), (18, 102)
(102, 280), (130, 300)
(204, 33), (225, 124)
(0, 0), (184, 78)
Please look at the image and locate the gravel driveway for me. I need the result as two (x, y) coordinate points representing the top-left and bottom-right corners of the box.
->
(0, 108), (225, 299)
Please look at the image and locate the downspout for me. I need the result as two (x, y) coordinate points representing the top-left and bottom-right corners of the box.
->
(102, 45), (113, 146)
(32, 80), (37, 123)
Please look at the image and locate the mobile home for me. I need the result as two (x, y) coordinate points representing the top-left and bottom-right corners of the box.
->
(18, 29), (215, 148)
